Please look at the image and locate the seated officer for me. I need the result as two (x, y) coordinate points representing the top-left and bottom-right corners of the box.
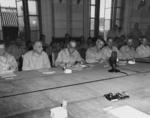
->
(136, 37), (150, 58)
(22, 40), (51, 70)
(86, 38), (105, 63)
(120, 38), (137, 60)
(0, 41), (17, 72)
(55, 40), (83, 68)
(102, 37), (121, 60)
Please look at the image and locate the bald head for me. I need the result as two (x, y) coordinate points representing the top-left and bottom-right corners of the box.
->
(68, 40), (77, 48)
(67, 40), (77, 54)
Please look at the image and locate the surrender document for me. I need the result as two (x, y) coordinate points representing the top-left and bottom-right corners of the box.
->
(107, 105), (150, 118)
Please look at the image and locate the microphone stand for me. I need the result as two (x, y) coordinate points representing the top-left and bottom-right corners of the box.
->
(108, 51), (120, 72)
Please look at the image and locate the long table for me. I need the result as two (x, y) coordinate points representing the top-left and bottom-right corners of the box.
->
(1, 63), (150, 118)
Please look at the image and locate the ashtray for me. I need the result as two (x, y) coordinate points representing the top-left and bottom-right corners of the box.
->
(104, 92), (129, 101)
(64, 69), (72, 74)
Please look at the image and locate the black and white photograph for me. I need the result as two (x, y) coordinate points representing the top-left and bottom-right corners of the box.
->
(0, 0), (150, 118)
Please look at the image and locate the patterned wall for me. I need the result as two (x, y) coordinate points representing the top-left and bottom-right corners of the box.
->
(1, 8), (18, 27)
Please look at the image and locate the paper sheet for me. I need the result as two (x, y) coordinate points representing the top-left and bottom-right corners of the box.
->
(0, 71), (16, 79)
(50, 107), (68, 118)
(106, 105), (150, 118)
(37, 69), (56, 75)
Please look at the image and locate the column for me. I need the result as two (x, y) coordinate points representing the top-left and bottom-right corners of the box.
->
(66, 0), (72, 35)
(22, 0), (31, 41)
(94, 0), (100, 37)
(83, 0), (90, 41)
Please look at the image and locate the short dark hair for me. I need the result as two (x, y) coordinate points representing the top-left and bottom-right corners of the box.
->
(107, 37), (113, 42)
(69, 40), (76, 44)
(33, 40), (42, 46)
(141, 36), (147, 39)
(127, 38), (133, 41)
(96, 36), (103, 41)
(96, 37), (105, 44)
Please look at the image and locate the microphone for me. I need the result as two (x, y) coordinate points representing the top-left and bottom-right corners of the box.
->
(108, 51), (120, 72)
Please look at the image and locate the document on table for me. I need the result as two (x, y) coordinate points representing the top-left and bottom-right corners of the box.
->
(0, 71), (16, 79)
(105, 105), (150, 118)
(70, 64), (89, 71)
(50, 107), (68, 118)
(37, 68), (56, 75)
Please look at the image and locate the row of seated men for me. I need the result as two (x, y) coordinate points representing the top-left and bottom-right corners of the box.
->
(0, 36), (150, 72)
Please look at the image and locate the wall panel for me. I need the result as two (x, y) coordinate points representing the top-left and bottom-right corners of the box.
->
(41, 0), (52, 43)
(123, 0), (150, 35)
